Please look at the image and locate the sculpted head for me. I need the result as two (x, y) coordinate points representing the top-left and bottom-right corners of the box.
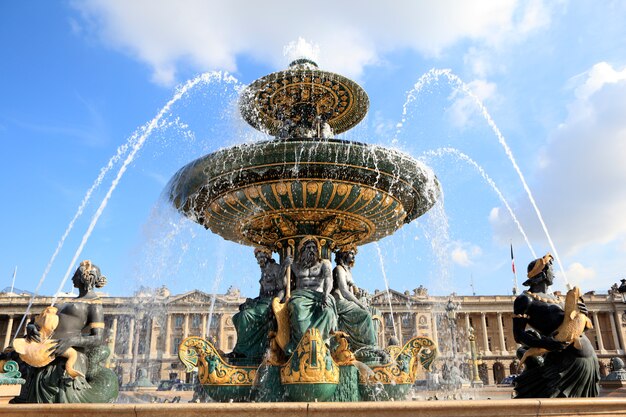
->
(523, 253), (554, 287)
(72, 260), (107, 291)
(254, 247), (273, 268)
(298, 236), (321, 268)
(335, 245), (357, 267)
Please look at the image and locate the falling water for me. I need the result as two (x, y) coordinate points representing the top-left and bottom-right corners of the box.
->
(206, 241), (227, 335)
(422, 147), (537, 259)
(374, 242), (398, 341)
(400, 68), (569, 287)
(46, 72), (239, 307)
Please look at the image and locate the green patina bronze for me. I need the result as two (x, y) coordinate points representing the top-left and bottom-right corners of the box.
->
(0, 360), (25, 386)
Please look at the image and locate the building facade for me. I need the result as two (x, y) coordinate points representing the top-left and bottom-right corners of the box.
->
(2, 285), (625, 385)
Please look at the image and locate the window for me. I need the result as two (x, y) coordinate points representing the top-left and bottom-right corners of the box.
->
(487, 337), (492, 351)
(402, 314), (412, 327)
(173, 338), (182, 354)
(485, 316), (489, 327)
(175, 316), (184, 328)
(192, 315), (201, 328)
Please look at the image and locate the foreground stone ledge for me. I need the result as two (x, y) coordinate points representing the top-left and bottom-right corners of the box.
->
(2, 398), (626, 417)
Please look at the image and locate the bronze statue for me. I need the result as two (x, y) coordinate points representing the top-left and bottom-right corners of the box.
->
(230, 248), (287, 360)
(16, 260), (118, 403)
(332, 246), (376, 351)
(283, 236), (337, 354)
(513, 253), (599, 398)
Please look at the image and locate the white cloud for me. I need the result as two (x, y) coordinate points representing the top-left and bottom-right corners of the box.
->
(561, 262), (596, 288)
(491, 62), (626, 257)
(451, 242), (482, 267)
(71, 0), (552, 85)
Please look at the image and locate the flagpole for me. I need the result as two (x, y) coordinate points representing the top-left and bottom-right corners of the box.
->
(511, 242), (518, 295)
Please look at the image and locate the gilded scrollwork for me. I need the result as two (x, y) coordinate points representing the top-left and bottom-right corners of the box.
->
(178, 337), (257, 386)
(359, 336), (438, 385)
(280, 329), (339, 385)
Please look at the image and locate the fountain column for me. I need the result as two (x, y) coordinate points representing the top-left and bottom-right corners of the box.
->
(3, 315), (13, 349)
(480, 313), (491, 353)
(609, 312), (622, 353)
(593, 312), (606, 353)
(164, 314), (172, 356)
(614, 311), (625, 353)
(497, 312), (508, 354)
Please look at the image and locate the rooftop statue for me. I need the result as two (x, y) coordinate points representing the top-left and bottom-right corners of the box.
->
(512, 253), (599, 398)
(14, 260), (118, 403)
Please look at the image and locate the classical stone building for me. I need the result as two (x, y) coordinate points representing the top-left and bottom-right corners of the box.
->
(1, 285), (625, 385)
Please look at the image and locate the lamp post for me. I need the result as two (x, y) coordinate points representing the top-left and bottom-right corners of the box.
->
(468, 326), (484, 388)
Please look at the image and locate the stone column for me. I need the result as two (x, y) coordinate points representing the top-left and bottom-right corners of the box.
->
(431, 313), (439, 348)
(201, 314), (207, 340)
(109, 317), (118, 357)
(614, 311), (625, 353)
(164, 314), (172, 356)
(219, 314), (225, 351)
(609, 312), (622, 353)
(464, 313), (472, 351)
(593, 312), (606, 353)
(396, 315), (403, 345)
(183, 313), (189, 339)
(3, 315), (13, 349)
(497, 312), (508, 354)
(481, 313), (491, 353)
(127, 316), (135, 356)
(149, 318), (159, 358)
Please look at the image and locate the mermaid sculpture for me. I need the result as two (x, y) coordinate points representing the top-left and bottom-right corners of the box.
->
(14, 260), (119, 403)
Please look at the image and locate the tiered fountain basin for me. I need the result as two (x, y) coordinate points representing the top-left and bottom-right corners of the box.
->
(168, 137), (439, 254)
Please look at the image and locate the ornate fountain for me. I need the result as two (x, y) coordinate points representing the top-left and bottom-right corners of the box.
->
(169, 58), (440, 402)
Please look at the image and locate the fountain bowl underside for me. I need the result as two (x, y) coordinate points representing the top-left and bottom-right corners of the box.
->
(168, 138), (439, 249)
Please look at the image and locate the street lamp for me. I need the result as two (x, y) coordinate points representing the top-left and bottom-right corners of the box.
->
(467, 327), (484, 388)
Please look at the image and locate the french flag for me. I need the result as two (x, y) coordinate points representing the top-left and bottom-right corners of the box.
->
(510, 244), (516, 274)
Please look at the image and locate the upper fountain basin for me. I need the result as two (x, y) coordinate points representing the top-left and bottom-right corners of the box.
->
(168, 138), (440, 250)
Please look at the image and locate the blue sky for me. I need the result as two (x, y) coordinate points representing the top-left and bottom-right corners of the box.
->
(1, 1), (626, 299)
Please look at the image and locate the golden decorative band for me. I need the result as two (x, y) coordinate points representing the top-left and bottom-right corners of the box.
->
(89, 322), (105, 329)
(512, 314), (530, 319)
